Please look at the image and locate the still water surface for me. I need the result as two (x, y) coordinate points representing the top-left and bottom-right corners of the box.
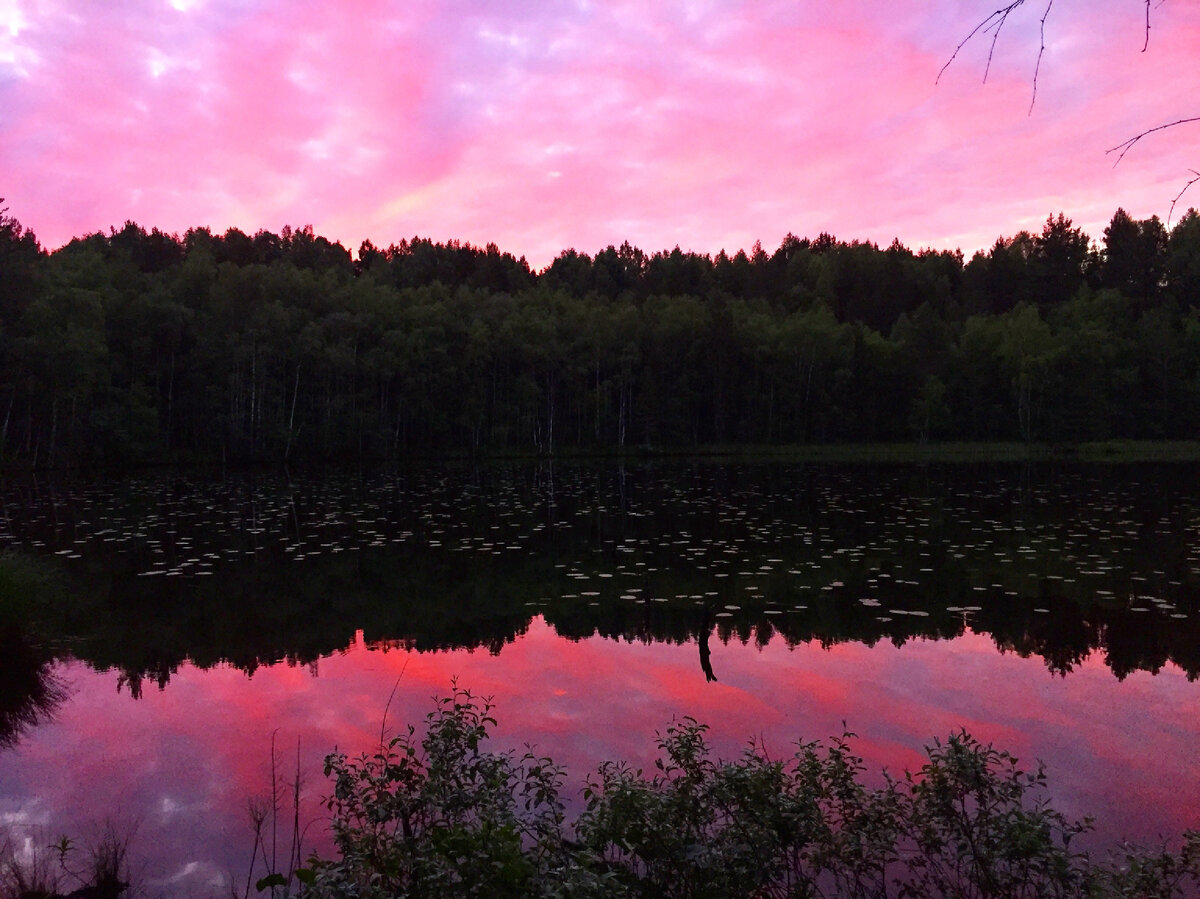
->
(1, 461), (1198, 895)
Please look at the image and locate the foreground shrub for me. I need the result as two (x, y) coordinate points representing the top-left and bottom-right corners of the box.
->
(285, 687), (1199, 898)
(575, 722), (903, 897)
(307, 687), (615, 898)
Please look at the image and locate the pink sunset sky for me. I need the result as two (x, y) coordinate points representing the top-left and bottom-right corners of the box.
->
(2, 0), (1198, 268)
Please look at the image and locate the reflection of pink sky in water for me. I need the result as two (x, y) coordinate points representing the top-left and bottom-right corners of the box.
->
(2, 619), (1197, 896)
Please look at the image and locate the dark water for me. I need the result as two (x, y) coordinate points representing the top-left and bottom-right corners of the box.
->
(1, 461), (1198, 896)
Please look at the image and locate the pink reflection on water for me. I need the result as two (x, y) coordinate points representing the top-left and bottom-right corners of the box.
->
(1, 618), (1197, 896)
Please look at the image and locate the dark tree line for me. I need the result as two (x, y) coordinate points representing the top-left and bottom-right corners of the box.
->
(2, 203), (1200, 466)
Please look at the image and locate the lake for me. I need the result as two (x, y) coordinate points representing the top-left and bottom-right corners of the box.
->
(1, 460), (1198, 896)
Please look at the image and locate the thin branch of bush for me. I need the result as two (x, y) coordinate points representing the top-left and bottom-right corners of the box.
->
(241, 669), (409, 899)
(241, 732), (314, 899)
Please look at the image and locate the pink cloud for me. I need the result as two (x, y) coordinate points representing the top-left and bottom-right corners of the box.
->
(2, 0), (1198, 264)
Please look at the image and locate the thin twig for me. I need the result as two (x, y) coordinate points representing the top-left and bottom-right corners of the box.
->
(1029, 0), (1054, 114)
(270, 730), (278, 889)
(1143, 0), (1151, 52)
(936, 1), (1028, 85)
(1107, 116), (1200, 165)
(243, 798), (269, 899)
(379, 661), (409, 747)
(292, 736), (302, 877)
(1168, 170), (1200, 226)
(938, 1), (1053, 113)
(982, 9), (1010, 83)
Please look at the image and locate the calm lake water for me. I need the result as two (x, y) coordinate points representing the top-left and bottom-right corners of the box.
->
(1, 461), (1199, 896)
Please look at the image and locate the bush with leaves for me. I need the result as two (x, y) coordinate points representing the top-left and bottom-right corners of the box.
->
(304, 685), (616, 898)
(896, 732), (1091, 898)
(574, 721), (903, 897)
(287, 690), (1200, 898)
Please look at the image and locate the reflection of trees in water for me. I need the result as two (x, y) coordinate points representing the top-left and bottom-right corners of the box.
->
(0, 551), (69, 747)
(0, 626), (67, 749)
(698, 607), (718, 683)
(16, 462), (1200, 691)
(46, 550), (1200, 694)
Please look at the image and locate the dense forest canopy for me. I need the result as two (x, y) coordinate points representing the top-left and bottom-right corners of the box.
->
(2, 202), (1200, 465)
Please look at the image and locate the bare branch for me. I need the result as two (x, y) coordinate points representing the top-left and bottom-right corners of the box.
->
(1107, 116), (1200, 166)
(938, 1), (1054, 113)
(936, 1), (1028, 86)
(1168, 170), (1200, 227)
(941, 1), (1194, 222)
(1109, 114), (1200, 223)
(982, 8), (1012, 83)
(1028, 0), (1054, 115)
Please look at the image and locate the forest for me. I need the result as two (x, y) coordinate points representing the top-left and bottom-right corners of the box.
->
(2, 204), (1200, 466)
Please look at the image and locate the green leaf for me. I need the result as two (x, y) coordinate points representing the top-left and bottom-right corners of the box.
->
(256, 873), (288, 891)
